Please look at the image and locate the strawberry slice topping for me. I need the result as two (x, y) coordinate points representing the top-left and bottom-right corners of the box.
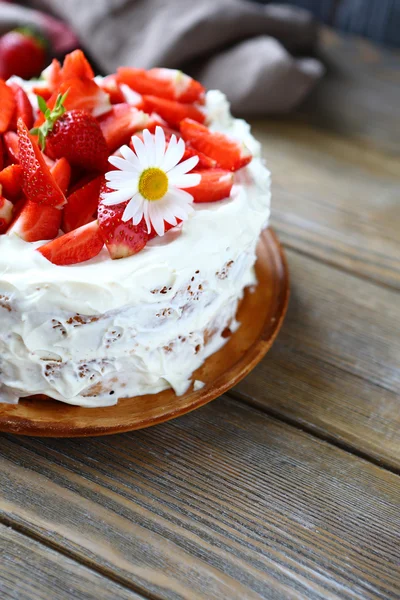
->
(142, 96), (205, 129)
(98, 104), (149, 152)
(0, 79), (16, 133)
(8, 82), (33, 129)
(38, 220), (104, 265)
(0, 195), (13, 233)
(180, 118), (252, 172)
(98, 197), (149, 259)
(3, 130), (19, 164)
(185, 169), (234, 203)
(117, 68), (205, 104)
(50, 157), (71, 196)
(61, 49), (94, 82)
(17, 119), (66, 207)
(0, 164), (23, 199)
(62, 175), (103, 233)
(98, 74), (125, 105)
(8, 200), (61, 242)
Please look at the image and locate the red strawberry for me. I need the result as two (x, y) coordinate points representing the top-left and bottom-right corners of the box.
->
(3, 130), (19, 163)
(99, 74), (125, 104)
(98, 104), (149, 151)
(51, 158), (71, 196)
(61, 49), (94, 82)
(32, 85), (52, 101)
(0, 137), (4, 171)
(42, 58), (62, 91)
(180, 119), (252, 172)
(117, 68), (205, 104)
(185, 169), (234, 203)
(182, 145), (217, 169)
(38, 220), (104, 265)
(33, 96), (110, 172)
(142, 96), (205, 129)
(62, 175), (103, 233)
(0, 28), (47, 81)
(0, 79), (16, 133)
(8, 200), (61, 242)
(17, 119), (66, 207)
(0, 164), (23, 199)
(0, 194), (13, 233)
(8, 82), (33, 129)
(98, 196), (149, 259)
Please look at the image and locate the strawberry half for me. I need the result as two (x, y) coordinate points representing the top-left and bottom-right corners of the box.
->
(98, 103), (149, 152)
(0, 79), (16, 133)
(185, 169), (234, 203)
(38, 220), (104, 265)
(117, 67), (205, 104)
(98, 197), (149, 259)
(0, 164), (23, 199)
(8, 82), (34, 129)
(8, 200), (61, 242)
(0, 195), (13, 233)
(18, 119), (66, 207)
(50, 157), (71, 196)
(180, 119), (252, 172)
(62, 175), (103, 233)
(61, 49), (94, 82)
(142, 96), (205, 129)
(3, 130), (19, 164)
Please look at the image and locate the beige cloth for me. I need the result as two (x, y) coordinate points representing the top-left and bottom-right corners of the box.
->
(24, 0), (324, 114)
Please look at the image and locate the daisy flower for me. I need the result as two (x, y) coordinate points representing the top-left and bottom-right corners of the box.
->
(101, 127), (201, 236)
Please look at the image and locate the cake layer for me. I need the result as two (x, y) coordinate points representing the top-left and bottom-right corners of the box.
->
(0, 91), (271, 406)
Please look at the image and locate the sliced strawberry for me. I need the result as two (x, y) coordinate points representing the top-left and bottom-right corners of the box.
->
(8, 82), (34, 130)
(51, 158), (71, 196)
(0, 195), (13, 233)
(45, 77), (111, 119)
(144, 112), (168, 133)
(98, 196), (149, 259)
(98, 103), (149, 151)
(17, 119), (66, 208)
(0, 79), (16, 133)
(3, 130), (19, 164)
(180, 119), (252, 172)
(62, 175), (103, 233)
(61, 49), (94, 81)
(182, 145), (217, 169)
(185, 169), (234, 203)
(0, 164), (23, 199)
(142, 96), (205, 129)
(38, 220), (104, 265)
(0, 137), (4, 171)
(32, 85), (52, 101)
(98, 74), (124, 104)
(117, 68), (205, 104)
(42, 58), (62, 91)
(8, 200), (61, 242)
(119, 84), (145, 109)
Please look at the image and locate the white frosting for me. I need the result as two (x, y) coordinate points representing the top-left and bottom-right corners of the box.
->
(0, 90), (271, 406)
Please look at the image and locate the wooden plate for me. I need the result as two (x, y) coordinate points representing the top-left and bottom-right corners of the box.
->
(0, 228), (289, 437)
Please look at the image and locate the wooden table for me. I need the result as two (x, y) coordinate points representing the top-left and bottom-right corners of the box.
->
(1, 31), (400, 600)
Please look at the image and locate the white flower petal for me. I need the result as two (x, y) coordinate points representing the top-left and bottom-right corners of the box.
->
(154, 126), (166, 165)
(143, 129), (156, 165)
(168, 186), (195, 204)
(101, 189), (134, 206)
(107, 180), (138, 194)
(142, 200), (152, 233)
(131, 135), (149, 168)
(120, 144), (142, 169)
(106, 170), (136, 182)
(168, 155), (199, 178)
(162, 136), (185, 172)
(132, 198), (145, 225)
(108, 155), (138, 172)
(168, 173), (201, 189)
(148, 202), (165, 236)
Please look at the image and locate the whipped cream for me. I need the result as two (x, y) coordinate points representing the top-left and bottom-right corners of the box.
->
(0, 90), (271, 406)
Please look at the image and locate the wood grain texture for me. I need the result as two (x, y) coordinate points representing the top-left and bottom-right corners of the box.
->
(233, 248), (400, 470)
(0, 523), (144, 600)
(1, 397), (400, 600)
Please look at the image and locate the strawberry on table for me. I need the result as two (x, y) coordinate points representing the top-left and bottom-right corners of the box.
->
(98, 196), (149, 259)
(117, 68), (205, 104)
(0, 164), (23, 199)
(50, 158), (71, 196)
(0, 28), (47, 81)
(62, 175), (103, 233)
(180, 118), (252, 172)
(3, 130), (19, 164)
(38, 220), (104, 265)
(32, 94), (110, 172)
(8, 82), (34, 129)
(142, 96), (205, 129)
(8, 200), (61, 242)
(98, 103), (149, 152)
(0, 194), (13, 233)
(184, 169), (234, 203)
(18, 119), (66, 208)
(0, 79), (16, 133)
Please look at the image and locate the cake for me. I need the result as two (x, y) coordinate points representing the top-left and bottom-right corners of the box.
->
(0, 50), (270, 407)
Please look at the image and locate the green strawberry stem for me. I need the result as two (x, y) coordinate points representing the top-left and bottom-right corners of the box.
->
(30, 90), (69, 151)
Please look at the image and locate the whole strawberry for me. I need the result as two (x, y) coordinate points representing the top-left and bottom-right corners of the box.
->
(0, 28), (47, 80)
(32, 94), (109, 172)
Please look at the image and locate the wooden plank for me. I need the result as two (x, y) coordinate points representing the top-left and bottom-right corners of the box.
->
(1, 397), (400, 600)
(0, 523), (144, 600)
(234, 248), (400, 470)
(250, 117), (400, 289)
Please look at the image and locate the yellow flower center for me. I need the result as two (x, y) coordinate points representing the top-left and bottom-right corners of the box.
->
(138, 167), (168, 201)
